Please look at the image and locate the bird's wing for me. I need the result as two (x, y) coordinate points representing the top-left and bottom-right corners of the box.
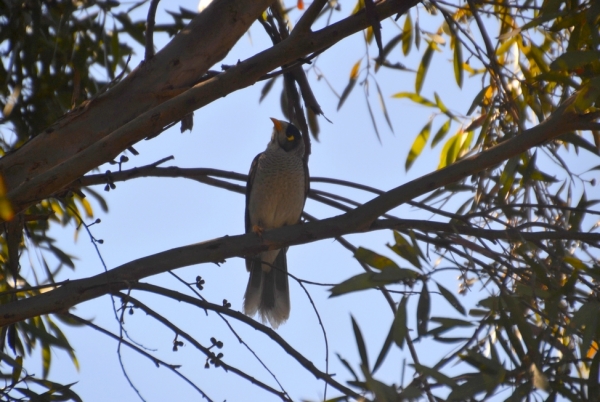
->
(303, 159), (310, 210)
(245, 152), (262, 234)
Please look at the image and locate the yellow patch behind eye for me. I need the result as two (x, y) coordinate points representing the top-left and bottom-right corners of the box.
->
(287, 135), (295, 141)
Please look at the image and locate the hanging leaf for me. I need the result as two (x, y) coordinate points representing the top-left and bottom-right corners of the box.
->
(338, 60), (361, 110)
(436, 282), (466, 315)
(363, 83), (381, 142)
(392, 92), (435, 107)
(355, 247), (399, 270)
(415, 43), (434, 94)
(431, 119), (451, 148)
(402, 13), (413, 55)
(375, 81), (394, 132)
(351, 316), (369, 371)
(405, 120), (432, 171)
(306, 107), (320, 141)
(417, 282), (430, 337)
(259, 77), (277, 103)
(373, 324), (394, 373)
(388, 231), (422, 268)
(393, 296), (408, 348)
(466, 85), (490, 116)
(375, 32), (404, 72)
(453, 36), (464, 88)
(412, 363), (457, 387)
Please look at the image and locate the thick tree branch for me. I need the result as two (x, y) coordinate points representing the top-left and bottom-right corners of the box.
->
(77, 164), (600, 245)
(3, 0), (420, 217)
(2, 100), (599, 328)
(0, 0), (274, 197)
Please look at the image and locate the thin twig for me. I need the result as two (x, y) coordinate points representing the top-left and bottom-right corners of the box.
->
(65, 313), (213, 401)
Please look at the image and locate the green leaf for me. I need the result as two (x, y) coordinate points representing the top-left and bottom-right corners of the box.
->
(47, 244), (76, 269)
(374, 267), (419, 282)
(417, 283), (430, 337)
(11, 355), (23, 385)
(402, 13), (413, 56)
(365, 376), (398, 402)
(42, 340), (51, 378)
(351, 316), (369, 371)
(558, 132), (600, 156)
(307, 106), (320, 141)
(550, 51), (600, 71)
(375, 33), (403, 71)
(373, 323), (394, 373)
(434, 92), (453, 118)
(388, 231), (422, 268)
(435, 282), (466, 315)
(446, 374), (489, 400)
(415, 43), (434, 94)
(466, 85), (489, 116)
(259, 77), (277, 103)
(405, 120), (432, 171)
(461, 349), (505, 374)
(570, 302), (600, 356)
(431, 119), (451, 148)
(336, 353), (359, 382)
(392, 296), (408, 348)
(375, 81), (393, 132)
(329, 273), (377, 297)
(354, 247), (399, 270)
(392, 92), (435, 107)
(498, 156), (520, 201)
(573, 76), (600, 113)
(453, 37), (463, 88)
(412, 363), (456, 387)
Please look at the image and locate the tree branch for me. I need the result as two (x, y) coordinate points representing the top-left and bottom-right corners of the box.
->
(121, 283), (362, 400)
(1, 85), (597, 374)
(3, 0), (420, 217)
(113, 292), (292, 401)
(65, 313), (213, 401)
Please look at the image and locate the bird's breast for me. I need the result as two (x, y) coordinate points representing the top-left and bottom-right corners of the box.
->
(248, 152), (306, 229)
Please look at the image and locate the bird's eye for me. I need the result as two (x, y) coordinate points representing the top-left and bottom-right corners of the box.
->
(286, 135), (295, 141)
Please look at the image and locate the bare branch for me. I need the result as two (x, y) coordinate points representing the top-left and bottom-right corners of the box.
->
(145, 0), (161, 61)
(66, 313), (213, 401)
(114, 292), (292, 401)
(121, 284), (362, 400)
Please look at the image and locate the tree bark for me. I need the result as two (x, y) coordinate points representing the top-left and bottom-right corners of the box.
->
(1, 0), (420, 217)
(0, 0), (272, 200)
(1, 98), (595, 326)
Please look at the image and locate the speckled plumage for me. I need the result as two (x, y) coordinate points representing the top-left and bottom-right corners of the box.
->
(243, 119), (309, 328)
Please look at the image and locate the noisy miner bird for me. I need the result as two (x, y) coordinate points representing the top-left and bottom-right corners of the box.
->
(244, 118), (309, 328)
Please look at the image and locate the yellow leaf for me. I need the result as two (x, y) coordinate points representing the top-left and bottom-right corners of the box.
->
(402, 13), (413, 56)
(350, 59), (361, 80)
(0, 175), (13, 221)
(406, 121), (432, 171)
(415, 42), (434, 94)
(587, 341), (598, 359)
(78, 197), (94, 218)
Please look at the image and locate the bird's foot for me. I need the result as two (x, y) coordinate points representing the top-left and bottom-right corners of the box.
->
(252, 224), (264, 237)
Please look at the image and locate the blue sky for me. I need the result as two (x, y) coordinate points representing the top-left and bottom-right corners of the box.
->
(16, 1), (599, 401)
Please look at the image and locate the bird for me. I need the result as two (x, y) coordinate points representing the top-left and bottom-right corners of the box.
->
(243, 118), (309, 328)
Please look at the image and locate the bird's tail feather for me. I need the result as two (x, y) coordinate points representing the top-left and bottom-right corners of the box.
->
(243, 249), (290, 328)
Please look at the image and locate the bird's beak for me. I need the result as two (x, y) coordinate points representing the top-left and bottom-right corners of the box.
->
(270, 117), (283, 132)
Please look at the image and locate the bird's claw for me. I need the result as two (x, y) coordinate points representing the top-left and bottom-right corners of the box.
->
(252, 225), (264, 236)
